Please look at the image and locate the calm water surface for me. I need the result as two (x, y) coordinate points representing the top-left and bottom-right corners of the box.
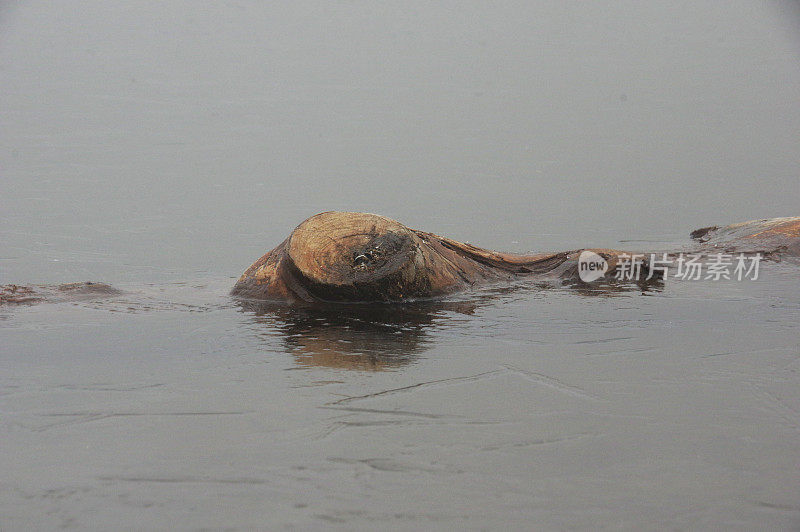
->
(1, 2), (799, 530)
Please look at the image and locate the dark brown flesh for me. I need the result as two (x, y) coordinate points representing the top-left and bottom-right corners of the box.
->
(3, 214), (798, 306)
(230, 211), (654, 303)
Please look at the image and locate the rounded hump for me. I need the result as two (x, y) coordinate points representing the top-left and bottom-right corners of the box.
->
(286, 211), (419, 290)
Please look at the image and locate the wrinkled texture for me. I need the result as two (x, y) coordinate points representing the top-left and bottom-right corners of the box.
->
(231, 211), (653, 303)
(2, 0), (800, 529)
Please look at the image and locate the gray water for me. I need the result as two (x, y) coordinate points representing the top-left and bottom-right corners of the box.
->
(1, 2), (800, 530)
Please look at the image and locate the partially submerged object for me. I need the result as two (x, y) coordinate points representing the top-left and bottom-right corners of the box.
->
(231, 211), (652, 303)
(232, 212), (800, 304)
(0, 282), (121, 306)
(689, 217), (800, 257)
(3, 214), (797, 307)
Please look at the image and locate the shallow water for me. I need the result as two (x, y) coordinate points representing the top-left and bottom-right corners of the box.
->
(2, 1), (800, 530)
(2, 270), (800, 530)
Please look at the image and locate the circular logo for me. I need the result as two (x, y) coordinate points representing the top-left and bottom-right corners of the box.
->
(578, 250), (608, 282)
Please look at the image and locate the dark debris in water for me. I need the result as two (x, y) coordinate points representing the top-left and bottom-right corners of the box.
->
(0, 282), (122, 306)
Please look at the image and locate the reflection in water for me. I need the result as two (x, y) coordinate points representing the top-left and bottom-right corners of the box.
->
(241, 300), (477, 371)
(560, 277), (665, 297)
(235, 278), (663, 371)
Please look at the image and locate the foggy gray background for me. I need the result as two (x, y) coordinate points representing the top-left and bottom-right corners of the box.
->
(1, 1), (798, 284)
(2, 2), (800, 531)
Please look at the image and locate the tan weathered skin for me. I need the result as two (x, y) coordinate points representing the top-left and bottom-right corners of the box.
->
(689, 217), (800, 257)
(231, 211), (653, 303)
(3, 214), (798, 307)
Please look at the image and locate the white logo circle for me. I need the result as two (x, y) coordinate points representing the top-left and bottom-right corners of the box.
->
(578, 250), (608, 282)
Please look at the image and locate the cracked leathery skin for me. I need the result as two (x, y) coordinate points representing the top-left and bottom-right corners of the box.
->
(230, 211), (653, 303)
(4, 215), (798, 306)
(688, 217), (800, 257)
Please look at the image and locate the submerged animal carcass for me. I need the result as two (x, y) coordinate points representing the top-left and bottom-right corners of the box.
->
(232, 213), (800, 303)
(231, 211), (653, 303)
(689, 217), (800, 257)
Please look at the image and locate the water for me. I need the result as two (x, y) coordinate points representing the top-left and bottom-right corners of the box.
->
(1, 2), (799, 530)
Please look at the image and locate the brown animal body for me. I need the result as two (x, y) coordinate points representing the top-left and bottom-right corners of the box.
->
(230, 211), (654, 303)
(688, 216), (800, 257)
(3, 214), (797, 307)
(231, 212), (800, 304)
